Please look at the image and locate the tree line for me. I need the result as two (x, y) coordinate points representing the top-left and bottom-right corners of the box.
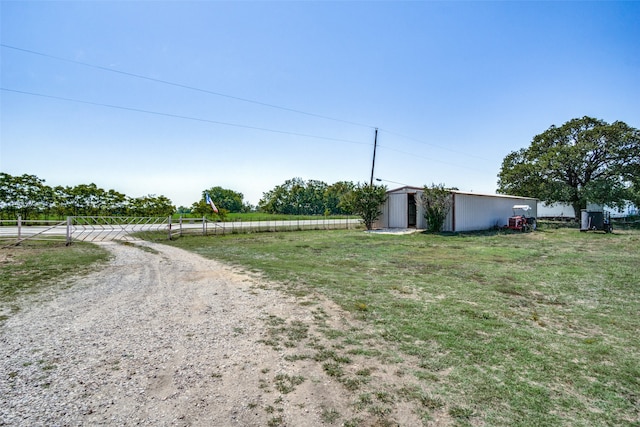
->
(189, 179), (363, 218)
(10, 116), (629, 225)
(257, 178), (356, 215)
(0, 173), (175, 219)
(0, 172), (387, 221)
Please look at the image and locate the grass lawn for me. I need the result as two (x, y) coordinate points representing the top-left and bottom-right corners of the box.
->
(155, 227), (640, 426)
(0, 241), (110, 321)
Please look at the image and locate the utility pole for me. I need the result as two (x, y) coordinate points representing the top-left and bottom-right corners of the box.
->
(369, 128), (378, 186)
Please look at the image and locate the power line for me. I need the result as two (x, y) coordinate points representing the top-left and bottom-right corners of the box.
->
(378, 128), (491, 162)
(376, 143), (493, 174)
(0, 87), (372, 146)
(1, 43), (376, 130)
(2, 43), (492, 163)
(2, 87), (493, 174)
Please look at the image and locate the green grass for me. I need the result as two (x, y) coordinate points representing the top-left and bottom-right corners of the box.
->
(154, 227), (640, 426)
(0, 241), (111, 316)
(274, 373), (306, 394)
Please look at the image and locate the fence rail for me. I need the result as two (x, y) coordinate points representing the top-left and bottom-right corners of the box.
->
(176, 217), (359, 236)
(70, 216), (172, 243)
(0, 218), (67, 246)
(1, 216), (361, 246)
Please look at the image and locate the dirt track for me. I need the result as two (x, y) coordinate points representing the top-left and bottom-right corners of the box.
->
(1, 241), (436, 426)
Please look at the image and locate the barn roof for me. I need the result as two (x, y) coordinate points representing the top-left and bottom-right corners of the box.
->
(386, 186), (537, 200)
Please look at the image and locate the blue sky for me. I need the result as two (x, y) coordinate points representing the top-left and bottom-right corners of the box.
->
(2, 1), (639, 208)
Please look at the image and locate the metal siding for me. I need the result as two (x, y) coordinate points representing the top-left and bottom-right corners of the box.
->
(388, 193), (408, 228)
(374, 199), (389, 229)
(379, 187), (536, 231)
(454, 194), (537, 231)
(444, 195), (454, 232)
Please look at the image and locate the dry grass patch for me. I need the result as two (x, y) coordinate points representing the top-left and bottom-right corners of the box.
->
(154, 228), (640, 426)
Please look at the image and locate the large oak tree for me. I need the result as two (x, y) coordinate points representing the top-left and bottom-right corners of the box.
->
(497, 117), (640, 218)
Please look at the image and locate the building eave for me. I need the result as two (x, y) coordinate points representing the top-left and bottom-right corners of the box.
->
(386, 186), (538, 201)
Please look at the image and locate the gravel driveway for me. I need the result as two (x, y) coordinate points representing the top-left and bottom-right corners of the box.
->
(1, 241), (328, 426)
(1, 241), (429, 426)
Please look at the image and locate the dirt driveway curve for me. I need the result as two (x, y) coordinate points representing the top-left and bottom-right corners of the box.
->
(1, 241), (430, 426)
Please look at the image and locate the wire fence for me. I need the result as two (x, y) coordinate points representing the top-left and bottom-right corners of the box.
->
(175, 216), (359, 237)
(1, 215), (362, 247)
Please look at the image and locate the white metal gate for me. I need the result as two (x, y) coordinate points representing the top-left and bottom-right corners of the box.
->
(2, 216), (359, 247)
(68, 216), (172, 243)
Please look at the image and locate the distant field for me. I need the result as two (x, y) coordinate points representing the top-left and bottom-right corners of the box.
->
(155, 227), (640, 426)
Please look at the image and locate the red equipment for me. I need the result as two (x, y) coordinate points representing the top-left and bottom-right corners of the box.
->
(506, 205), (537, 232)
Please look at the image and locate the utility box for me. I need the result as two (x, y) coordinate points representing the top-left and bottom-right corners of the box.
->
(580, 210), (612, 233)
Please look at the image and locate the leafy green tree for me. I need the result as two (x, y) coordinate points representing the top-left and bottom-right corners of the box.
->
(52, 185), (76, 216)
(68, 183), (106, 216)
(302, 179), (328, 215)
(324, 181), (355, 215)
(177, 206), (191, 215)
(420, 183), (454, 232)
(630, 182), (640, 210)
(39, 185), (57, 218)
(342, 183), (387, 230)
(190, 200), (209, 218)
(259, 178), (329, 215)
(129, 195), (175, 216)
(0, 173), (48, 219)
(203, 186), (245, 213)
(191, 199), (227, 220)
(0, 173), (179, 218)
(498, 117), (640, 218)
(258, 178), (300, 214)
(103, 189), (128, 215)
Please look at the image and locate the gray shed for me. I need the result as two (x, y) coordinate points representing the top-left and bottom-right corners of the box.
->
(374, 187), (538, 232)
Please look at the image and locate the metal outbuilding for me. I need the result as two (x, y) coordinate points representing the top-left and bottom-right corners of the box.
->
(374, 186), (538, 232)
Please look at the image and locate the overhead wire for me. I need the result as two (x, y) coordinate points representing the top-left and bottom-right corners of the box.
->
(1, 43), (376, 130)
(378, 128), (491, 162)
(0, 88), (371, 146)
(2, 43), (496, 179)
(2, 43), (491, 162)
(2, 87), (494, 175)
(376, 143), (492, 174)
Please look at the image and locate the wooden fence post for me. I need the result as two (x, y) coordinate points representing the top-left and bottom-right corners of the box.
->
(66, 216), (72, 245)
